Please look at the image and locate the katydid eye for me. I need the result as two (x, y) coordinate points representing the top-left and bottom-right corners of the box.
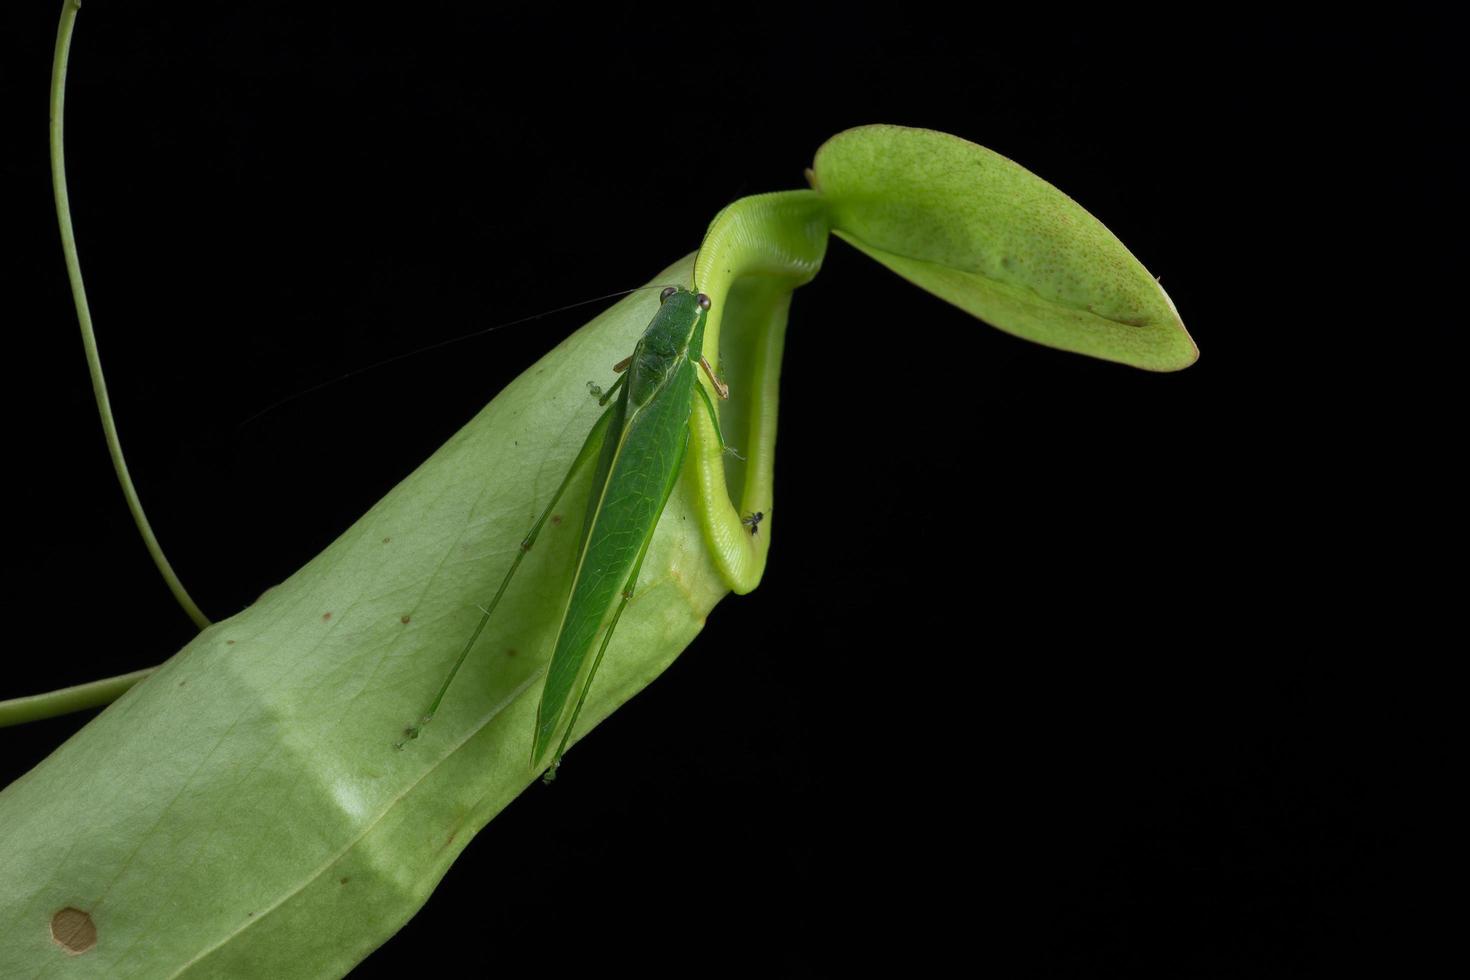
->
(696, 293), (711, 310)
(659, 286), (677, 303)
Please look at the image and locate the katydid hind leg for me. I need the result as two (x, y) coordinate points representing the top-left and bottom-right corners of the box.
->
(396, 402), (618, 748)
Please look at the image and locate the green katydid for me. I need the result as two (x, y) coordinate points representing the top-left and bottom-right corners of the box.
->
(396, 285), (732, 778)
(378, 179), (831, 778)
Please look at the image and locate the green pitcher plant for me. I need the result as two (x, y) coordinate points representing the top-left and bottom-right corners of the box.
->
(0, 3), (1195, 976)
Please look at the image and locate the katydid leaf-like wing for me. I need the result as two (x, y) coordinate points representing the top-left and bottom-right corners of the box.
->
(532, 358), (699, 766)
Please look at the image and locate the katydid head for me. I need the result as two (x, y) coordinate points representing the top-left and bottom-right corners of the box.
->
(640, 286), (710, 359)
(658, 285), (710, 310)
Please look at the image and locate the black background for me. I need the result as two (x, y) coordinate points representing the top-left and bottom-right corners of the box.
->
(0, 4), (1451, 976)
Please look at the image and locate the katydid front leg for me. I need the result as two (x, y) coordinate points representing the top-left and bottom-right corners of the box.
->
(698, 356), (728, 399)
